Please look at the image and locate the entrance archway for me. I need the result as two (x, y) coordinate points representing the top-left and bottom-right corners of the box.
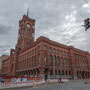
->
(82, 71), (85, 79)
(36, 69), (40, 76)
(44, 68), (49, 81)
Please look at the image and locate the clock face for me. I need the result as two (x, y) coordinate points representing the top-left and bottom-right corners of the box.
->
(27, 24), (31, 28)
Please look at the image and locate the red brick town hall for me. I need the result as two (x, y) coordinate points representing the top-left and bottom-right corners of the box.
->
(1, 14), (90, 80)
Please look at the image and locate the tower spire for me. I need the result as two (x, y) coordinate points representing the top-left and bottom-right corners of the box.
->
(27, 8), (29, 17)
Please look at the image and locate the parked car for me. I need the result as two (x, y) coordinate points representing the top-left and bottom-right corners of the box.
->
(0, 77), (5, 83)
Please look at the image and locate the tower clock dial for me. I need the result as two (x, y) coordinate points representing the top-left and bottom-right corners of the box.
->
(27, 24), (31, 28)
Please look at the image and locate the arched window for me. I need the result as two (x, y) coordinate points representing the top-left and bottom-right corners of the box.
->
(57, 56), (60, 67)
(22, 29), (25, 35)
(44, 45), (47, 50)
(23, 20), (26, 25)
(35, 55), (36, 65)
(35, 48), (37, 53)
(30, 57), (31, 66)
(64, 58), (66, 65)
(62, 70), (64, 75)
(27, 52), (29, 57)
(38, 54), (40, 65)
(60, 50), (63, 55)
(32, 33), (35, 38)
(58, 70), (61, 75)
(49, 55), (52, 66)
(67, 52), (69, 56)
(57, 49), (59, 54)
(53, 48), (56, 54)
(32, 24), (35, 29)
(67, 58), (70, 68)
(50, 70), (53, 75)
(55, 70), (57, 75)
(32, 49), (34, 55)
(27, 58), (29, 67)
(53, 55), (56, 67)
(66, 71), (68, 75)
(63, 51), (66, 56)
(69, 71), (71, 75)
(49, 47), (52, 53)
(44, 53), (47, 65)
(38, 46), (40, 51)
(30, 50), (31, 56)
(31, 57), (32, 67)
(61, 57), (63, 67)
(32, 56), (34, 66)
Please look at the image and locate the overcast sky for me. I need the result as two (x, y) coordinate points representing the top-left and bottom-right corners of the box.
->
(0, 0), (90, 56)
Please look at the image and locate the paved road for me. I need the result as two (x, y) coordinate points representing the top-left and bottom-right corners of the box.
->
(2, 80), (90, 90)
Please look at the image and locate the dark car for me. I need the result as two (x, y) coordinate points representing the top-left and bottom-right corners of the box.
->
(0, 77), (5, 83)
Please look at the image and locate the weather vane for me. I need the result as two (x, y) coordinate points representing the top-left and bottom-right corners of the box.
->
(27, 8), (29, 17)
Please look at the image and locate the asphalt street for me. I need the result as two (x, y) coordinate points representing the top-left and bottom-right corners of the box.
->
(1, 80), (90, 90)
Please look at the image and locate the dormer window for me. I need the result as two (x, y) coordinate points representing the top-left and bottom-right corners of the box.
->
(27, 24), (31, 28)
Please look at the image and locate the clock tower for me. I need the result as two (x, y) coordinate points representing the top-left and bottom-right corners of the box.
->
(16, 15), (35, 50)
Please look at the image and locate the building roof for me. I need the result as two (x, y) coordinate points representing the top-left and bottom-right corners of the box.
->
(18, 36), (89, 55)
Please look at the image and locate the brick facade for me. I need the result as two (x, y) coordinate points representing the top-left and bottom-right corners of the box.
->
(1, 15), (90, 80)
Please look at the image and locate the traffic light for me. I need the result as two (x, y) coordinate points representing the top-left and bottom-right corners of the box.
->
(84, 18), (90, 31)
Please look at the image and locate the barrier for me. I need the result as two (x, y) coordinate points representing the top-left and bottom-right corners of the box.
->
(61, 79), (69, 82)
(47, 78), (69, 83)
(0, 80), (45, 89)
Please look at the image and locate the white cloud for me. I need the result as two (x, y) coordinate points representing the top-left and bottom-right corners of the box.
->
(82, 3), (90, 8)
(82, 3), (90, 13)
(40, 11), (88, 52)
(24, 3), (29, 14)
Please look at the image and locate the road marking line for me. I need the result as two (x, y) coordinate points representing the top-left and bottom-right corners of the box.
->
(60, 88), (64, 90)
(84, 89), (87, 90)
(69, 88), (73, 90)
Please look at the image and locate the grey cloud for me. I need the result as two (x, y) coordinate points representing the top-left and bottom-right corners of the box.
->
(0, 24), (12, 35)
(0, 0), (90, 55)
(0, 44), (11, 55)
